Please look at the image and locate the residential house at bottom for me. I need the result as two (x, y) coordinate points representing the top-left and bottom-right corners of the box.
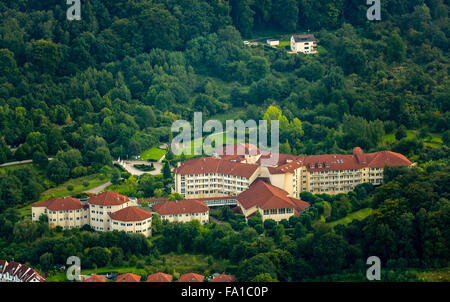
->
(211, 274), (236, 282)
(82, 274), (106, 282)
(236, 179), (311, 222)
(0, 260), (46, 282)
(116, 273), (141, 282)
(179, 273), (205, 282)
(152, 199), (209, 224)
(147, 272), (173, 282)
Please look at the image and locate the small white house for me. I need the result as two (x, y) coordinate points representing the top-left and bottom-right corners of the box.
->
(267, 39), (280, 46)
(290, 34), (318, 54)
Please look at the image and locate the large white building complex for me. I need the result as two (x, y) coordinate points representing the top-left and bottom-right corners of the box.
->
(174, 144), (413, 200)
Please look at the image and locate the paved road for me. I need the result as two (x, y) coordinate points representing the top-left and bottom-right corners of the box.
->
(84, 181), (112, 194)
(114, 160), (165, 176)
(0, 158), (53, 168)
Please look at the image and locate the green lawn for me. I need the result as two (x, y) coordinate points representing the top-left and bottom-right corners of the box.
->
(0, 162), (34, 172)
(383, 130), (443, 149)
(140, 147), (166, 161)
(39, 173), (112, 202)
(327, 208), (373, 228)
(276, 40), (290, 49)
(417, 267), (450, 282)
(18, 172), (113, 218)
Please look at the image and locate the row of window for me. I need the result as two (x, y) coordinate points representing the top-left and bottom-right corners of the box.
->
(161, 212), (207, 219)
(263, 208), (294, 215)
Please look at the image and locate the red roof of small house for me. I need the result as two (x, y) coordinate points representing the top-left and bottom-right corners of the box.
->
(152, 199), (209, 215)
(179, 273), (205, 282)
(3, 261), (21, 275)
(88, 191), (129, 206)
(0, 260), (7, 273)
(211, 274), (236, 282)
(237, 179), (310, 212)
(147, 272), (173, 282)
(174, 157), (259, 178)
(83, 274), (106, 282)
(116, 273), (141, 282)
(109, 207), (152, 222)
(32, 197), (83, 212)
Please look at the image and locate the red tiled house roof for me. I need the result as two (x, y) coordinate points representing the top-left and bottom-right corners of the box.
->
(147, 272), (173, 282)
(179, 273), (205, 282)
(237, 180), (310, 214)
(116, 273), (141, 282)
(211, 274), (236, 282)
(152, 199), (209, 215)
(83, 274), (106, 282)
(32, 197), (83, 211)
(174, 157), (259, 178)
(0, 260), (7, 273)
(0, 260), (46, 282)
(109, 207), (152, 222)
(88, 191), (129, 206)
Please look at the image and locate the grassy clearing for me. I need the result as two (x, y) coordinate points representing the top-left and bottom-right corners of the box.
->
(46, 253), (235, 282)
(18, 172), (113, 218)
(0, 163), (34, 172)
(210, 107), (248, 122)
(417, 267), (450, 282)
(37, 173), (112, 202)
(383, 130), (443, 149)
(327, 208), (373, 228)
(140, 147), (166, 161)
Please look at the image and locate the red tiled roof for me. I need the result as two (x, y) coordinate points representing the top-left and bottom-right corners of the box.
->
(365, 150), (412, 168)
(237, 179), (310, 211)
(289, 198), (311, 211)
(220, 154), (246, 162)
(152, 199), (209, 215)
(83, 274), (106, 282)
(147, 272), (173, 282)
(116, 273), (141, 282)
(179, 273), (205, 282)
(174, 157), (259, 178)
(3, 261), (21, 275)
(32, 197), (83, 212)
(109, 207), (152, 222)
(88, 191), (129, 206)
(0, 261), (46, 282)
(303, 147), (412, 172)
(215, 143), (261, 156)
(274, 158), (305, 173)
(257, 152), (299, 166)
(0, 260), (7, 273)
(211, 274), (236, 282)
